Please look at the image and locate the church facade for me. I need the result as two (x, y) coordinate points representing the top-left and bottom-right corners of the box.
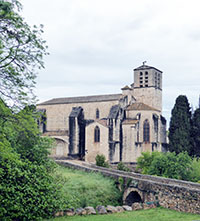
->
(37, 63), (167, 163)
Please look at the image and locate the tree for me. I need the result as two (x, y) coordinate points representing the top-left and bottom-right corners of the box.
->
(168, 95), (192, 154)
(137, 151), (192, 181)
(0, 0), (48, 109)
(0, 99), (65, 220)
(191, 108), (200, 156)
(0, 1), (65, 219)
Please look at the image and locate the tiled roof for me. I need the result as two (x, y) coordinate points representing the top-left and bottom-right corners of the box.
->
(38, 93), (121, 105)
(122, 119), (139, 125)
(121, 85), (131, 90)
(97, 119), (108, 127)
(126, 102), (160, 111)
(86, 118), (108, 128)
(134, 64), (162, 73)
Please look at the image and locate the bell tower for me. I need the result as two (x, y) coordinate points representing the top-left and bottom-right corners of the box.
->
(133, 62), (163, 112)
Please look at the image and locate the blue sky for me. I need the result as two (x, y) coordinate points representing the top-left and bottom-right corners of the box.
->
(20, 0), (200, 125)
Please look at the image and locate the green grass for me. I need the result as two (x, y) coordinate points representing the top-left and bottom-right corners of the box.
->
(49, 207), (200, 221)
(56, 165), (121, 209)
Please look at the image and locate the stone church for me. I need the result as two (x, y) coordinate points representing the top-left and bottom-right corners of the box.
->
(37, 63), (167, 163)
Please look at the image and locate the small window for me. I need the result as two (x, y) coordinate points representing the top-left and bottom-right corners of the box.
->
(140, 85), (143, 87)
(140, 72), (143, 76)
(140, 76), (143, 80)
(145, 84), (148, 87)
(145, 71), (148, 75)
(143, 120), (150, 143)
(140, 80), (143, 84)
(145, 76), (148, 79)
(96, 108), (99, 119)
(145, 80), (148, 83)
(94, 126), (100, 142)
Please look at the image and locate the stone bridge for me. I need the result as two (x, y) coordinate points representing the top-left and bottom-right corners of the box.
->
(56, 160), (200, 214)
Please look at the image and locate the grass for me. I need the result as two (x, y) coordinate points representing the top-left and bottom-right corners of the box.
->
(56, 165), (121, 209)
(49, 207), (200, 221)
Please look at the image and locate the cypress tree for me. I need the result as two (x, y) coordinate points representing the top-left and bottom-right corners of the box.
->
(168, 95), (192, 154)
(191, 108), (200, 156)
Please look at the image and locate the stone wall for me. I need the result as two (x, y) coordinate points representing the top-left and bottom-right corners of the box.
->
(85, 122), (109, 162)
(37, 100), (119, 132)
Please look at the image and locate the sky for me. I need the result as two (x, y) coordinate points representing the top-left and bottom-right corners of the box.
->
(20, 0), (200, 125)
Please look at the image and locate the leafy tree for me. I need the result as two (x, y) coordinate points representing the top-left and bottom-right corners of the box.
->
(137, 151), (192, 181)
(136, 151), (161, 174)
(168, 95), (192, 154)
(191, 108), (200, 156)
(0, 0), (48, 108)
(0, 1), (65, 219)
(0, 100), (64, 220)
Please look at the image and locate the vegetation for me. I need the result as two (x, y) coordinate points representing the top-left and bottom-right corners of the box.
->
(0, 102), (65, 220)
(168, 95), (200, 157)
(168, 95), (192, 154)
(0, 1), (64, 220)
(50, 207), (200, 221)
(0, 0), (48, 108)
(191, 108), (200, 157)
(117, 162), (131, 172)
(137, 151), (200, 182)
(56, 166), (121, 209)
(95, 154), (109, 168)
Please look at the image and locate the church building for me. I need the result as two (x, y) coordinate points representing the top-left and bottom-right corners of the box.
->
(37, 63), (167, 163)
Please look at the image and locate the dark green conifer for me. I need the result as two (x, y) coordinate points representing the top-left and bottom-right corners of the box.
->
(168, 95), (192, 154)
(191, 108), (200, 156)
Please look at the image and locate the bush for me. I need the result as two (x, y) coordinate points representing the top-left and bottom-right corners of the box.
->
(137, 151), (161, 174)
(190, 158), (200, 182)
(137, 151), (192, 181)
(95, 154), (109, 168)
(0, 137), (63, 220)
(117, 162), (131, 172)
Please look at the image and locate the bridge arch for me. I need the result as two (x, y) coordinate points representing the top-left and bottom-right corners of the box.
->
(123, 188), (144, 206)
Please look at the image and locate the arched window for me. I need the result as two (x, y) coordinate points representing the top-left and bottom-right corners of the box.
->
(143, 120), (150, 143)
(94, 126), (100, 142)
(96, 108), (100, 119)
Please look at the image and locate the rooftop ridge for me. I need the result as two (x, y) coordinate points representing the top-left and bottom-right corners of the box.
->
(38, 93), (122, 105)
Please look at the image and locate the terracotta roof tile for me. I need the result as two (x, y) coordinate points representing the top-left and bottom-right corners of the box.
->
(122, 119), (139, 125)
(126, 103), (160, 111)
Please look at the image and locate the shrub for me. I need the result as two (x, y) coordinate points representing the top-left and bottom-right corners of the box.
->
(0, 137), (63, 220)
(190, 158), (200, 182)
(137, 151), (192, 181)
(117, 162), (131, 172)
(95, 154), (109, 168)
(137, 151), (161, 174)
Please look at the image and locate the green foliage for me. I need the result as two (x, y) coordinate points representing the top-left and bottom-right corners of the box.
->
(190, 158), (200, 182)
(191, 108), (200, 157)
(117, 162), (131, 172)
(95, 154), (109, 168)
(137, 151), (192, 181)
(56, 166), (121, 209)
(0, 0), (48, 108)
(168, 95), (192, 155)
(136, 151), (161, 174)
(0, 101), (64, 220)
